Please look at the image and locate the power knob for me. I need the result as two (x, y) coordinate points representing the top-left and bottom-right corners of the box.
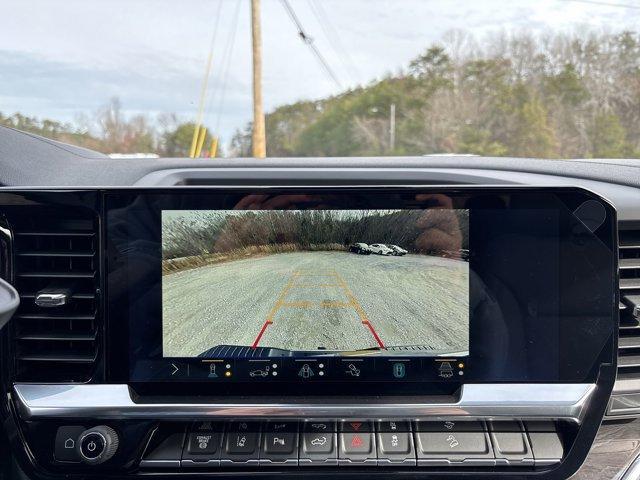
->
(77, 426), (119, 465)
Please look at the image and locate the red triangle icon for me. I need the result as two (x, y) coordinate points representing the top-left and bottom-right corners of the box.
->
(350, 422), (362, 431)
(351, 435), (363, 447)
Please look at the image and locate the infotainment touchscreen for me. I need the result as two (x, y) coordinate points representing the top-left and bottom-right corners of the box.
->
(161, 209), (469, 359)
(105, 187), (617, 393)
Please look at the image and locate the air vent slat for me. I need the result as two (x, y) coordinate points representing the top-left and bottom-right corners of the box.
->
(620, 258), (640, 269)
(619, 337), (640, 350)
(619, 355), (640, 368)
(15, 313), (95, 321)
(17, 353), (96, 363)
(17, 251), (94, 258)
(17, 272), (95, 279)
(620, 322), (640, 331)
(15, 232), (94, 237)
(16, 332), (97, 341)
(621, 278), (640, 290)
(9, 210), (100, 383)
(19, 293), (95, 300)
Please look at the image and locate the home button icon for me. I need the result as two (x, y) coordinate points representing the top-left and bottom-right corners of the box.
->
(54, 426), (85, 463)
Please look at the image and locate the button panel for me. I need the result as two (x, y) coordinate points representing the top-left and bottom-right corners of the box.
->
(141, 419), (564, 469)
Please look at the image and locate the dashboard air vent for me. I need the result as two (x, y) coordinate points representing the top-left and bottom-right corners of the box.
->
(619, 226), (640, 382)
(11, 211), (100, 382)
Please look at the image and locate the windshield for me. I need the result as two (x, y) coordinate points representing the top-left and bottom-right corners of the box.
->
(2, 0), (640, 159)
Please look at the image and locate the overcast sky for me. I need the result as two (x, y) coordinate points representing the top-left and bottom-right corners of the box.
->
(2, 0), (640, 146)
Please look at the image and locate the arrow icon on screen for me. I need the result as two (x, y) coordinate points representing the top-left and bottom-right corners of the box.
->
(171, 363), (179, 376)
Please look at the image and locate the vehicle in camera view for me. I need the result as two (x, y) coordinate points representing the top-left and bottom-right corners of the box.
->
(386, 244), (408, 256)
(369, 244), (394, 255)
(349, 242), (372, 254)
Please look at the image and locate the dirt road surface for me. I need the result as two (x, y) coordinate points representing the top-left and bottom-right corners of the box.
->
(162, 251), (469, 357)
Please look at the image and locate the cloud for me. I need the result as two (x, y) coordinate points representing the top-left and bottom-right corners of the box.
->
(0, 49), (252, 142)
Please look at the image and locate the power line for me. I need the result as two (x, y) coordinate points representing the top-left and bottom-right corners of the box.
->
(561, 0), (640, 9)
(279, 0), (342, 89)
(213, 0), (242, 136)
(307, 0), (361, 83)
(189, 0), (224, 157)
(200, 0), (241, 155)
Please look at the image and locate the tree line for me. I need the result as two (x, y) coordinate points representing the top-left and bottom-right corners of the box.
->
(0, 98), (217, 157)
(162, 209), (469, 260)
(232, 29), (640, 159)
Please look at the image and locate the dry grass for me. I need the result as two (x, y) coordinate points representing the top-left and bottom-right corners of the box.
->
(162, 243), (347, 275)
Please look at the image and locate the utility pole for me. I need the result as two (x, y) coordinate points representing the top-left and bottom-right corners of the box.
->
(251, 0), (266, 158)
(389, 103), (396, 153)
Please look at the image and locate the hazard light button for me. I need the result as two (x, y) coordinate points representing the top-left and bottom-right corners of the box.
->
(339, 432), (376, 465)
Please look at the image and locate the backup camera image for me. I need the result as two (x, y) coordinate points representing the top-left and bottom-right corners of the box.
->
(161, 209), (469, 358)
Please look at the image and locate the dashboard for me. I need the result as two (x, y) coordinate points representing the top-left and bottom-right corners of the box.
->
(0, 126), (639, 480)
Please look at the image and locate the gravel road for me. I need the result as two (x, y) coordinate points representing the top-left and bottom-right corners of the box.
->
(162, 251), (469, 357)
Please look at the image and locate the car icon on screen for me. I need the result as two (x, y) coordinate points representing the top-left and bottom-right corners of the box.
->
(249, 367), (270, 378)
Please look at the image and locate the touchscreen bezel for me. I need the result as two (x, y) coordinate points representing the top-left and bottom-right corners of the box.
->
(104, 186), (618, 396)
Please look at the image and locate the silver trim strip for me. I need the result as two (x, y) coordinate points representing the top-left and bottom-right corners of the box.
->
(13, 383), (595, 421)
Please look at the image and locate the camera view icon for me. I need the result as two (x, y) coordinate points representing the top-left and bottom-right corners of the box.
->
(249, 366), (269, 377)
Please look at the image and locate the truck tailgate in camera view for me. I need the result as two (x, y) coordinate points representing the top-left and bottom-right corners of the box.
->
(161, 209), (469, 358)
